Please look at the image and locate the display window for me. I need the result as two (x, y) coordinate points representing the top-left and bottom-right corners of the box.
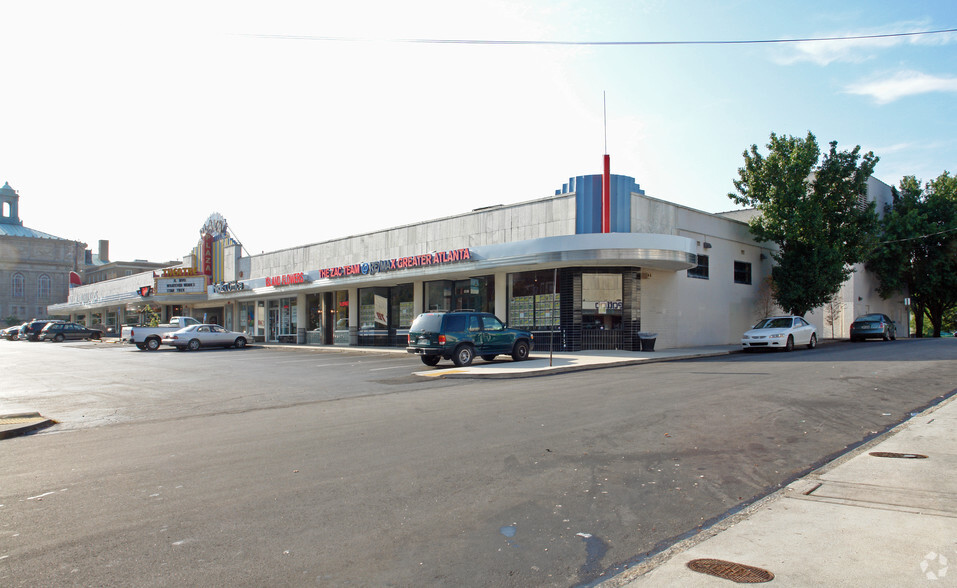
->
(582, 273), (623, 330)
(424, 277), (493, 312)
(508, 270), (560, 329)
(358, 283), (413, 346)
(267, 297), (298, 341)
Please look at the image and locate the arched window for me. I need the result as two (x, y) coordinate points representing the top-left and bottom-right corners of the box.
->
(38, 274), (51, 299)
(12, 273), (25, 298)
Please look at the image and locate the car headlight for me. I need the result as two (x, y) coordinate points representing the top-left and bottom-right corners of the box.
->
(769, 333), (785, 338)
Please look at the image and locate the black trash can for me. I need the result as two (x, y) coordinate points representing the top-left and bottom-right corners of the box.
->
(638, 332), (657, 352)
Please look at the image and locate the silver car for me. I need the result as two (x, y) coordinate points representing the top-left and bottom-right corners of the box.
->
(161, 324), (248, 351)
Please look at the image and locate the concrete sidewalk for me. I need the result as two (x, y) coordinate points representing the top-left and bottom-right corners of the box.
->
(413, 345), (741, 378)
(602, 394), (957, 587)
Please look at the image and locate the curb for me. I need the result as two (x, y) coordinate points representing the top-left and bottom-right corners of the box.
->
(427, 350), (738, 379)
(0, 412), (57, 440)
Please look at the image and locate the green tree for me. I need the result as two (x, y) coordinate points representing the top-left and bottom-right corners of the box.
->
(729, 132), (879, 316)
(869, 173), (957, 337)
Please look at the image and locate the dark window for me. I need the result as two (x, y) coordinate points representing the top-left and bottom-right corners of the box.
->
(734, 261), (752, 285)
(444, 314), (467, 332)
(687, 255), (709, 279)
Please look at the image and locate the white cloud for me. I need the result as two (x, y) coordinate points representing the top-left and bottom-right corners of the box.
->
(773, 21), (956, 66)
(845, 71), (957, 104)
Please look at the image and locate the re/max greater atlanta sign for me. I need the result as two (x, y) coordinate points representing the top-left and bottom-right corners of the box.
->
(318, 248), (472, 279)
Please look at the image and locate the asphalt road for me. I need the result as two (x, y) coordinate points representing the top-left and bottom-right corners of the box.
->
(2, 338), (955, 587)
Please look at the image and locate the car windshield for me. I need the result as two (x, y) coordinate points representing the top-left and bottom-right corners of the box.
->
(856, 314), (884, 322)
(753, 318), (793, 329)
(410, 314), (443, 332)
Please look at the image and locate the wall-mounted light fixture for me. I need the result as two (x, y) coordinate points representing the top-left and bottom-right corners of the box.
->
(760, 253), (767, 260)
(703, 242), (712, 249)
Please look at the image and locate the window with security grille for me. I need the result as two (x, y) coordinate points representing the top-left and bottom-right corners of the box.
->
(687, 255), (709, 279)
(733, 261), (752, 285)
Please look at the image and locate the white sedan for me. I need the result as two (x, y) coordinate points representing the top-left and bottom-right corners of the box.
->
(161, 324), (249, 351)
(741, 316), (817, 351)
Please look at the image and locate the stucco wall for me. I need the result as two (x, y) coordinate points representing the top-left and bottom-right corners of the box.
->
(249, 195), (577, 278)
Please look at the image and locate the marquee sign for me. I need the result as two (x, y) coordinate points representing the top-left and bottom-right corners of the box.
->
(156, 276), (208, 295)
(318, 248), (472, 279)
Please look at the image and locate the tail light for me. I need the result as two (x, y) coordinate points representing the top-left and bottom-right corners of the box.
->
(407, 334), (412, 344)
(438, 334), (446, 344)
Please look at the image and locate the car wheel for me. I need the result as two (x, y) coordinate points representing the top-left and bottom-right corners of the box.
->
(452, 344), (475, 367)
(511, 340), (530, 361)
(481, 355), (497, 362)
(135, 343), (147, 350)
(891, 332), (896, 341)
(145, 337), (161, 351)
(91, 332), (101, 340)
(187, 339), (201, 351)
(54, 334), (65, 343)
(784, 336), (794, 352)
(234, 337), (247, 349)
(420, 355), (441, 366)
(807, 334), (817, 349)
(882, 330), (890, 341)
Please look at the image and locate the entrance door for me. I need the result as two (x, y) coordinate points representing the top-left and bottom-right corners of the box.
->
(268, 305), (280, 341)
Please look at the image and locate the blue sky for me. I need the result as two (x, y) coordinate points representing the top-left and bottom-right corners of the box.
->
(2, 1), (955, 262)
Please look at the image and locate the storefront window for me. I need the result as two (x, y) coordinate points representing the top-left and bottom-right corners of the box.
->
(391, 283), (414, 329)
(582, 273), (623, 330)
(267, 297), (297, 341)
(358, 288), (389, 331)
(425, 277), (493, 312)
(508, 270), (560, 329)
(333, 290), (349, 345)
(306, 293), (322, 331)
(239, 302), (256, 335)
(425, 280), (452, 311)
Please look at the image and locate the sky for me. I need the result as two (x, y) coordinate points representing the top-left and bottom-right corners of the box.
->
(2, 1), (956, 263)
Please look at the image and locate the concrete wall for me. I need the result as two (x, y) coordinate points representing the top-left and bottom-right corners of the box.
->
(249, 195), (577, 279)
(634, 195), (772, 347)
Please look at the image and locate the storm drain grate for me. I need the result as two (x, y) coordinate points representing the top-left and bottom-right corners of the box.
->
(869, 451), (928, 459)
(687, 558), (774, 583)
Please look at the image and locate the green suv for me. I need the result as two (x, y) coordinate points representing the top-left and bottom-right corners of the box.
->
(406, 311), (534, 367)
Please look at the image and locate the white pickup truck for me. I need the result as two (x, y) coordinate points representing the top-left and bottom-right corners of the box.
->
(122, 316), (201, 351)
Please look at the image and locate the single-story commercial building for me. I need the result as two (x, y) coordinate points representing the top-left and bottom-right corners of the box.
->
(50, 174), (907, 349)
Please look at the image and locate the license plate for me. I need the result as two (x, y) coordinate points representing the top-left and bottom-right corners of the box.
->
(418, 337), (429, 344)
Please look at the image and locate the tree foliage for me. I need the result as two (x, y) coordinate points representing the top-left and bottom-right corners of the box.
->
(867, 172), (957, 337)
(729, 132), (879, 316)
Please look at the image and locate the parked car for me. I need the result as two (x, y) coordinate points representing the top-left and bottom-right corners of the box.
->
(38, 321), (102, 342)
(2, 324), (25, 340)
(741, 316), (817, 351)
(849, 313), (897, 342)
(406, 310), (534, 367)
(122, 316), (202, 351)
(161, 324), (248, 351)
(19, 320), (63, 342)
